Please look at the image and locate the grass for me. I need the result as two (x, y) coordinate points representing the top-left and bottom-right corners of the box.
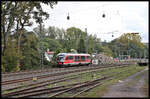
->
(140, 68), (149, 97)
(48, 66), (131, 97)
(51, 66), (129, 88)
(2, 83), (26, 94)
(54, 65), (129, 97)
(125, 68), (148, 87)
(2, 89), (18, 95)
(3, 65), (147, 97)
(46, 67), (111, 88)
(143, 76), (149, 97)
(71, 65), (147, 97)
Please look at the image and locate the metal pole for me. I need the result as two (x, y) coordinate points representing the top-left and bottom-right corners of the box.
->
(144, 49), (146, 59)
(128, 35), (129, 60)
(85, 28), (88, 54)
(39, 18), (43, 69)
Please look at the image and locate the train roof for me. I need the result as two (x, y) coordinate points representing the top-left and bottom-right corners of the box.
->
(57, 53), (91, 56)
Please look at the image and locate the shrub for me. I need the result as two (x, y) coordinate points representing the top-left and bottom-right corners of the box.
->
(2, 41), (20, 72)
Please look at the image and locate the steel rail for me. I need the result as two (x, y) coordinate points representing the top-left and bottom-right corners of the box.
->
(2, 64), (133, 98)
(2, 63), (126, 85)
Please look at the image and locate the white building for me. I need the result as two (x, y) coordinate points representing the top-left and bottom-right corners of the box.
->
(45, 49), (54, 62)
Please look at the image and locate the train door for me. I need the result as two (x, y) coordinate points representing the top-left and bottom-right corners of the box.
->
(86, 56), (91, 64)
(75, 56), (80, 65)
(65, 56), (74, 66)
(81, 56), (86, 65)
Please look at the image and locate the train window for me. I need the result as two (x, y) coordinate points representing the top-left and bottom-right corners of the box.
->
(66, 56), (73, 60)
(66, 56), (70, 60)
(70, 56), (73, 60)
(81, 56), (85, 61)
(75, 56), (80, 61)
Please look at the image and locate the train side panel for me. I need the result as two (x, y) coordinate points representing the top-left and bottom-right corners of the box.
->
(57, 53), (91, 67)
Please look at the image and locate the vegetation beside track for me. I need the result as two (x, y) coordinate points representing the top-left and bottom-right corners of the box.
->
(45, 65), (129, 89)
(2, 65), (115, 94)
(2, 65), (147, 98)
(144, 77), (148, 97)
(56, 65), (147, 97)
(141, 68), (148, 97)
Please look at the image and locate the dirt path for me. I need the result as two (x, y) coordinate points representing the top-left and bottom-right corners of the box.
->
(102, 67), (148, 98)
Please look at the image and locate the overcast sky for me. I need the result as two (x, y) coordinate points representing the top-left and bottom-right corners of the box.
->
(27, 1), (148, 43)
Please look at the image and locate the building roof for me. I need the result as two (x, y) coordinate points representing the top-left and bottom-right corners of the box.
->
(47, 51), (55, 54)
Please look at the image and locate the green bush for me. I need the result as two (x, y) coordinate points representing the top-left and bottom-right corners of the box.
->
(2, 41), (20, 72)
(20, 33), (40, 70)
(1, 64), (5, 73)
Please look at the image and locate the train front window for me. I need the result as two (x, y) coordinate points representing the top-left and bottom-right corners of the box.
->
(57, 55), (64, 62)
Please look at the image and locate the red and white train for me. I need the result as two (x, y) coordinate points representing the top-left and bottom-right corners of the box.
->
(56, 53), (91, 67)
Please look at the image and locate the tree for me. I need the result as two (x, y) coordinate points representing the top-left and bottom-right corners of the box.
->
(20, 31), (40, 70)
(1, 1), (16, 55)
(47, 26), (57, 39)
(1, 1), (57, 55)
(33, 25), (47, 37)
(66, 27), (86, 51)
(77, 38), (86, 53)
(2, 37), (20, 72)
(1, 1), (57, 72)
(86, 34), (102, 54)
(42, 37), (62, 52)
(100, 46), (113, 57)
(87, 34), (94, 54)
(109, 33), (145, 58)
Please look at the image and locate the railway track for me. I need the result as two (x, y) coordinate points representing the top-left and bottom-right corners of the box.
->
(2, 65), (105, 82)
(2, 66), (92, 85)
(2, 62), (132, 78)
(2, 65), (123, 92)
(2, 66), (84, 78)
(49, 66), (136, 98)
(2, 65), (95, 84)
(49, 68), (134, 98)
(3, 75), (110, 98)
(2, 76), (80, 97)
(2, 63), (131, 86)
(2, 64), (134, 98)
